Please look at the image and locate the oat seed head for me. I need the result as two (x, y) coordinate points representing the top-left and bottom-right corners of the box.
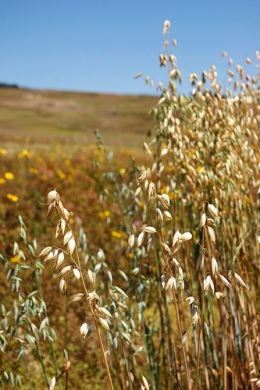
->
(155, 208), (163, 222)
(80, 322), (89, 338)
(211, 257), (218, 276)
(137, 231), (145, 247)
(163, 20), (170, 35)
(67, 237), (76, 256)
(199, 213), (207, 229)
(165, 276), (176, 290)
(234, 272), (248, 289)
(55, 251), (65, 269)
(196, 253), (204, 272)
(208, 203), (219, 219)
(47, 190), (60, 205)
(59, 278), (66, 295)
(219, 274), (232, 289)
(141, 226), (157, 234)
(59, 265), (72, 279)
(38, 246), (52, 259)
(128, 233), (135, 249)
(73, 268), (81, 280)
(99, 317), (110, 330)
(137, 170), (149, 185)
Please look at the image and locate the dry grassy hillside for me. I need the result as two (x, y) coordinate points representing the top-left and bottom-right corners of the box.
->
(0, 88), (157, 150)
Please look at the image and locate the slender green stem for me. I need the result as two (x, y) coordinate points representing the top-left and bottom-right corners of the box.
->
(172, 286), (190, 390)
(158, 227), (189, 389)
(28, 321), (49, 388)
(34, 264), (62, 389)
(74, 245), (114, 390)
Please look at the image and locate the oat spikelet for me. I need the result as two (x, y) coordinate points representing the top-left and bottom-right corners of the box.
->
(55, 251), (65, 269)
(134, 72), (143, 79)
(59, 278), (66, 295)
(172, 230), (181, 247)
(67, 237), (76, 256)
(158, 193), (170, 209)
(59, 265), (72, 279)
(137, 231), (145, 247)
(148, 181), (156, 199)
(207, 226), (216, 243)
(165, 276), (176, 290)
(219, 274), (232, 289)
(163, 20), (170, 35)
(47, 190), (60, 205)
(186, 296), (195, 305)
(99, 317), (110, 330)
(234, 272), (248, 289)
(73, 268), (81, 280)
(49, 377), (56, 390)
(80, 323), (89, 338)
(70, 293), (84, 303)
(128, 233), (135, 248)
(137, 170), (149, 185)
(142, 375), (150, 390)
(155, 208), (163, 222)
(208, 203), (219, 218)
(180, 232), (192, 242)
(63, 230), (73, 246)
(87, 269), (95, 285)
(44, 249), (59, 262)
(38, 246), (52, 259)
(141, 226), (157, 234)
(163, 210), (172, 220)
(215, 292), (226, 299)
(199, 213), (207, 229)
(96, 307), (113, 318)
(211, 257), (218, 276)
(196, 253), (204, 272)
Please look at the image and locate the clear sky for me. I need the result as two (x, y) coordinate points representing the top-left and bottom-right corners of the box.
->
(1, 1), (260, 96)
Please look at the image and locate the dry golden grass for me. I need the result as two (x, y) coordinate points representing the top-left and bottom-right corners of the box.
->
(0, 88), (157, 151)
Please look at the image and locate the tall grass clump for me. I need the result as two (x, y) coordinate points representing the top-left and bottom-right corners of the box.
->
(91, 20), (260, 389)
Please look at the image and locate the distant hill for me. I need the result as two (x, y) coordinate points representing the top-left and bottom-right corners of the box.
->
(0, 87), (158, 150)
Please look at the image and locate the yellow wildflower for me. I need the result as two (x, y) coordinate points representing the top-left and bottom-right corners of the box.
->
(56, 169), (66, 180)
(111, 231), (125, 239)
(10, 255), (20, 263)
(29, 168), (38, 174)
(0, 178), (6, 184)
(18, 149), (31, 158)
(99, 210), (110, 219)
(4, 172), (14, 180)
(0, 148), (7, 154)
(119, 168), (126, 175)
(7, 194), (19, 202)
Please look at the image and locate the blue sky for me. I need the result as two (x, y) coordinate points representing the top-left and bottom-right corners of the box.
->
(1, 1), (260, 96)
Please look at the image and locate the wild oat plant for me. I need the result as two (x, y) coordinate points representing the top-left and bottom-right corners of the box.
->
(93, 20), (260, 389)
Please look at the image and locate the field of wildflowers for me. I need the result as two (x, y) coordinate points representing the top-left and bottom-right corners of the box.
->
(0, 21), (260, 390)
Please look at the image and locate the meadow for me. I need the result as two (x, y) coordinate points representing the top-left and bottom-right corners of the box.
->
(0, 25), (260, 390)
